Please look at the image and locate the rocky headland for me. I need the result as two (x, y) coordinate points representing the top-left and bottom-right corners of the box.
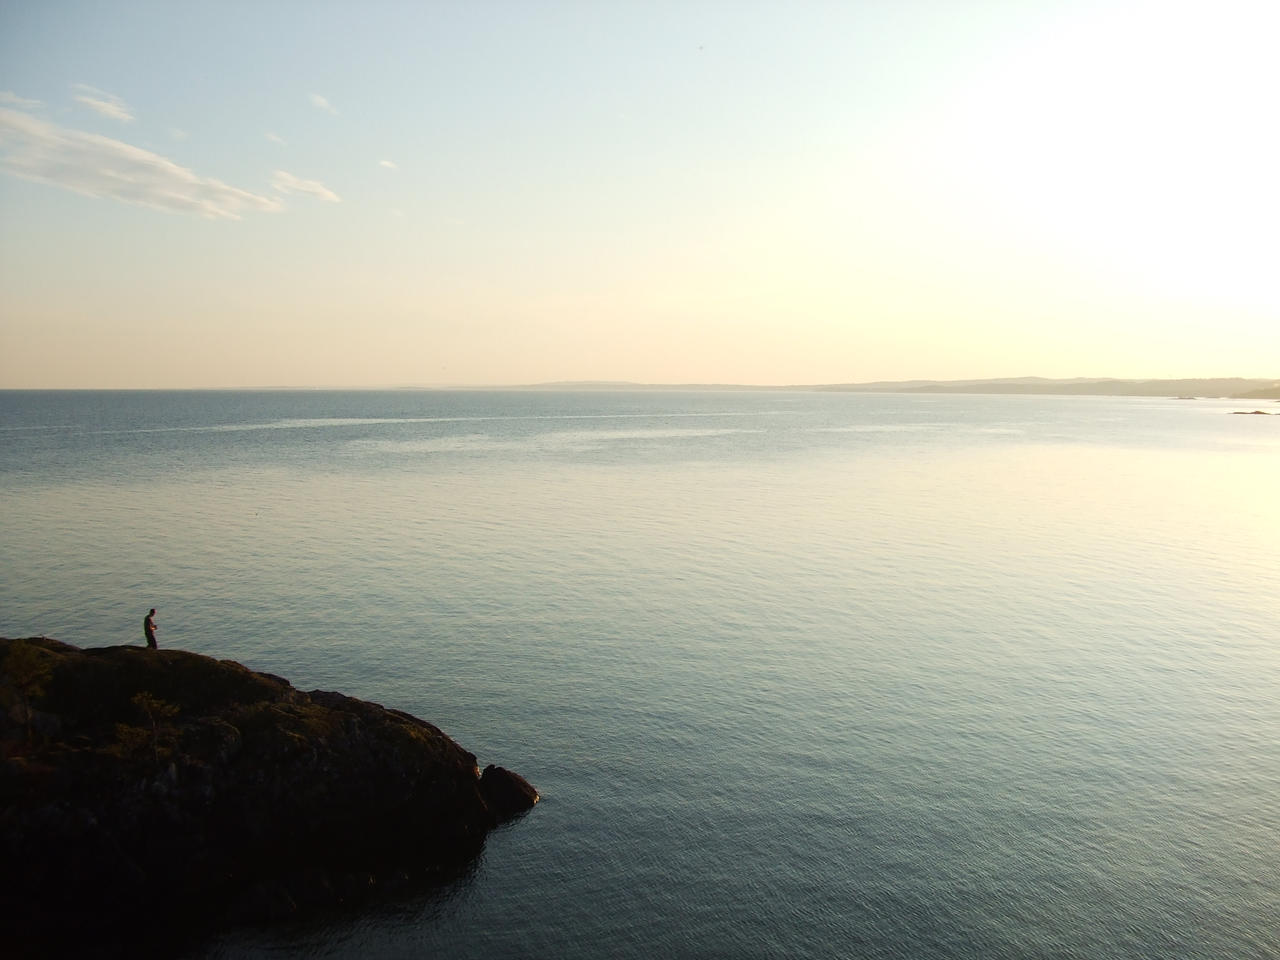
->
(0, 636), (537, 956)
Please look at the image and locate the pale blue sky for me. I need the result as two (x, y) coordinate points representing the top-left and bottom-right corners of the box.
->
(1, 0), (1276, 387)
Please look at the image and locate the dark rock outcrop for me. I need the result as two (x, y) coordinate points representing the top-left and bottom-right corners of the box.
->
(480, 764), (541, 820)
(0, 637), (537, 956)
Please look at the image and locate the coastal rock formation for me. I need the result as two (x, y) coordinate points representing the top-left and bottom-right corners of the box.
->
(0, 637), (536, 955)
(480, 763), (541, 820)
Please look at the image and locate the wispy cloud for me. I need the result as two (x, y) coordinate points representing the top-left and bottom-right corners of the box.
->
(170, 127), (188, 141)
(265, 131), (286, 144)
(379, 159), (398, 169)
(0, 91), (42, 110)
(0, 108), (282, 219)
(271, 169), (341, 203)
(309, 93), (338, 115)
(73, 84), (134, 122)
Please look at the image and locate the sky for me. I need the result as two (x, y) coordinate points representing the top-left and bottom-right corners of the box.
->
(1, 0), (1277, 389)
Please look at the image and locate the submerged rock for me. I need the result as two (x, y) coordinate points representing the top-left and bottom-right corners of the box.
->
(0, 636), (537, 956)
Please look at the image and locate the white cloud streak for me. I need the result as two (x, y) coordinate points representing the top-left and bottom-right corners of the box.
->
(271, 169), (341, 203)
(0, 91), (42, 109)
(379, 159), (397, 169)
(73, 84), (134, 122)
(309, 93), (338, 115)
(265, 131), (286, 144)
(0, 108), (283, 219)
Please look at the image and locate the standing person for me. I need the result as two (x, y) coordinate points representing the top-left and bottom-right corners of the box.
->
(144, 609), (158, 649)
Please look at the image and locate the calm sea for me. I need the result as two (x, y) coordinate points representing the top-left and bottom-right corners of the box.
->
(2, 389), (1278, 959)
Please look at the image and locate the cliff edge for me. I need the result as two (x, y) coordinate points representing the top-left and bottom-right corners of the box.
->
(0, 636), (537, 955)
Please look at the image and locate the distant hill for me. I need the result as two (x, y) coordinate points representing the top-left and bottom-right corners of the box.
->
(816, 377), (1280, 398)
(1231, 384), (1280, 400)
(520, 377), (1280, 398)
(519, 381), (795, 391)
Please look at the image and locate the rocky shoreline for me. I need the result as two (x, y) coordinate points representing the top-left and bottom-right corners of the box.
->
(0, 636), (537, 956)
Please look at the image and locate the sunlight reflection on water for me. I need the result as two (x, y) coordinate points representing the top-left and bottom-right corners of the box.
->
(1, 391), (1277, 960)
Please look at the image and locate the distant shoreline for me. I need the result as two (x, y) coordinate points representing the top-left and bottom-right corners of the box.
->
(3, 377), (1279, 399)
(520, 377), (1280, 399)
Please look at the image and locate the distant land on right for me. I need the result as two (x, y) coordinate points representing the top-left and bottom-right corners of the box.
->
(816, 377), (1280, 399)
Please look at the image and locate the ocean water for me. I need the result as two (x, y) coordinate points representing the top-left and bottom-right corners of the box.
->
(1, 389), (1278, 959)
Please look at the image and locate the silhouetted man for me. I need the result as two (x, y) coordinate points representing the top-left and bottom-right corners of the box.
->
(144, 609), (158, 649)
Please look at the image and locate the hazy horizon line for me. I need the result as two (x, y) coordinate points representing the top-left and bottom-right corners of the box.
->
(3, 374), (1278, 393)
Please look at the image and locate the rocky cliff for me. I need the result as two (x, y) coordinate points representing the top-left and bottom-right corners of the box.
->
(0, 636), (537, 956)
